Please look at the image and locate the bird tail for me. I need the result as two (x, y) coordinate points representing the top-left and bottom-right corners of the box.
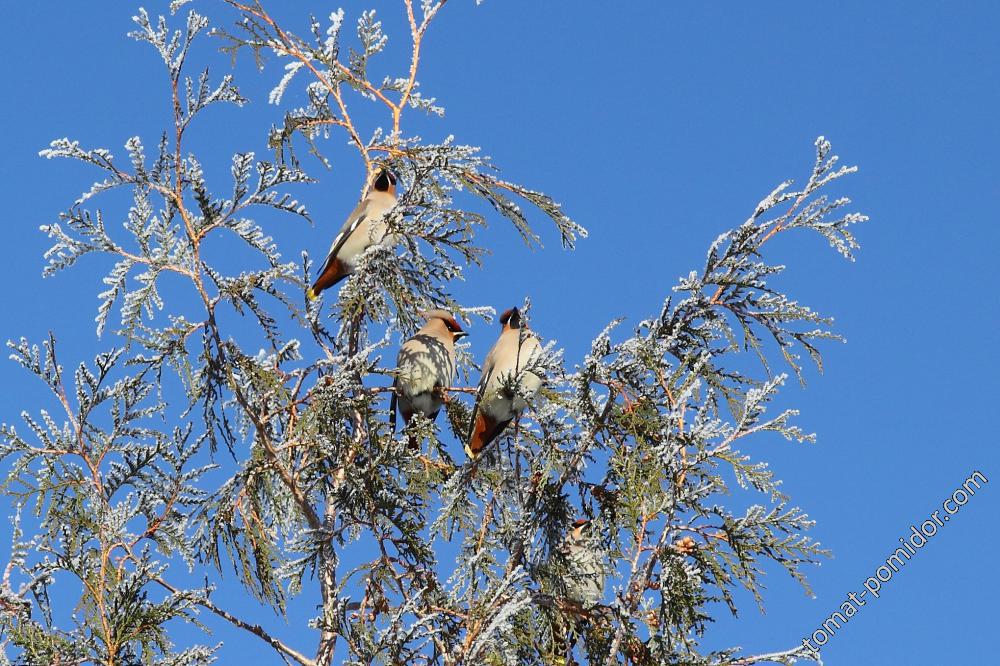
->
(465, 411), (510, 458)
(308, 257), (349, 299)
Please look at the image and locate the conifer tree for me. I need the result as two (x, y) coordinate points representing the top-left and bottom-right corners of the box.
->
(0, 2), (866, 664)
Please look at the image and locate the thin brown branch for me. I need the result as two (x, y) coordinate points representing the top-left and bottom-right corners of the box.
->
(152, 577), (316, 666)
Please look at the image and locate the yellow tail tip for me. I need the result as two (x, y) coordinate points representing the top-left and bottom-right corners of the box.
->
(306, 288), (318, 301)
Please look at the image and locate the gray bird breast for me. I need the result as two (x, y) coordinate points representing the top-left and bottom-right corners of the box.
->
(396, 334), (456, 400)
(565, 542), (605, 607)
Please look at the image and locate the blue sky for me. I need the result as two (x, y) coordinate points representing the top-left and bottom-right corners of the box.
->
(2, 1), (998, 663)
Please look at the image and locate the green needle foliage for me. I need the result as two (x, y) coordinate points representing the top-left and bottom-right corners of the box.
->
(0, 2), (867, 665)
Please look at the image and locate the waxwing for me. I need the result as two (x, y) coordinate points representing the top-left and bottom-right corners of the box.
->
(466, 306), (542, 457)
(392, 309), (467, 447)
(562, 518), (605, 607)
(307, 168), (398, 299)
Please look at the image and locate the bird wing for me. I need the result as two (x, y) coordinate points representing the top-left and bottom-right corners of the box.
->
(318, 199), (370, 270)
(466, 345), (498, 447)
(389, 380), (399, 433)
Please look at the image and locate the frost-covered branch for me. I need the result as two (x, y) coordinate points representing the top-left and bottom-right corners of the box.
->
(3, 3), (869, 665)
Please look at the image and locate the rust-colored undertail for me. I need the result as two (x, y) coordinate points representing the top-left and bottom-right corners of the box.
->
(466, 410), (512, 458)
(308, 256), (349, 299)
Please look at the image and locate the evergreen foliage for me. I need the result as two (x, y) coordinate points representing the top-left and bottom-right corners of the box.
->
(0, 3), (866, 664)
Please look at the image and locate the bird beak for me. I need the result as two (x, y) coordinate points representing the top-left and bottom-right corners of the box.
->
(454, 331), (469, 341)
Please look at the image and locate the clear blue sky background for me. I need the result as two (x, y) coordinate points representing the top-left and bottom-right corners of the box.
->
(1, 1), (998, 664)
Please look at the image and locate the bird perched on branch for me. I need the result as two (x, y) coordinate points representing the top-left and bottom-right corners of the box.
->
(466, 306), (541, 457)
(562, 518), (605, 608)
(307, 168), (398, 299)
(391, 309), (467, 448)
(549, 518), (606, 664)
